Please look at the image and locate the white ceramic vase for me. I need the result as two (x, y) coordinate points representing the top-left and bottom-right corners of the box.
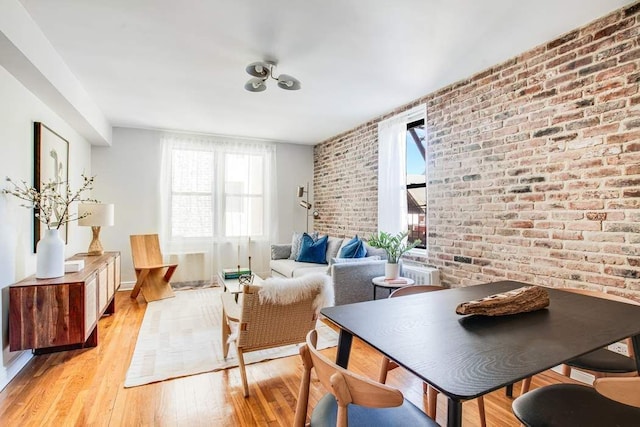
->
(385, 262), (399, 280)
(36, 228), (65, 279)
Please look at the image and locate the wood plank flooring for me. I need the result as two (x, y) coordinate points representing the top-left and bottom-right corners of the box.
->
(0, 290), (581, 426)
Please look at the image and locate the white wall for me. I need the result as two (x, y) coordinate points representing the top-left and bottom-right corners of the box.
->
(275, 143), (315, 243)
(92, 127), (314, 285)
(0, 65), (93, 390)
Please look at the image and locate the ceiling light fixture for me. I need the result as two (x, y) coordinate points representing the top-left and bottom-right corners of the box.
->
(244, 60), (301, 92)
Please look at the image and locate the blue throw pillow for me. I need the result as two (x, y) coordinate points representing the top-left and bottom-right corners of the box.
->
(339, 235), (366, 258)
(297, 233), (329, 264)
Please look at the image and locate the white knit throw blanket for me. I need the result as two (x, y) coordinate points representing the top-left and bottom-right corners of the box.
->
(258, 273), (335, 312)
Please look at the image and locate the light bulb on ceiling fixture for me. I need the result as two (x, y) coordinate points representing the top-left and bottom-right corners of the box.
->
(244, 78), (267, 92)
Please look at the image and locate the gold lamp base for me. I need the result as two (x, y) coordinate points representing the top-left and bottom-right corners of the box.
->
(87, 226), (104, 256)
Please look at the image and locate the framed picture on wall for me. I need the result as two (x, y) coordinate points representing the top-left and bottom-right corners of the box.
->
(34, 122), (69, 252)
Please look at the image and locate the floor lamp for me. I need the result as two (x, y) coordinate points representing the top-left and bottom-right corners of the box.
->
(297, 183), (312, 233)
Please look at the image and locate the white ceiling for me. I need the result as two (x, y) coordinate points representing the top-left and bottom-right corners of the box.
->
(19, 0), (634, 145)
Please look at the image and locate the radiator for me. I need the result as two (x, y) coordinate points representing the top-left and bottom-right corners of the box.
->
(402, 264), (440, 285)
(167, 252), (209, 285)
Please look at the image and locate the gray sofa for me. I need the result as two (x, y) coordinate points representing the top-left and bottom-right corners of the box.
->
(270, 236), (387, 306)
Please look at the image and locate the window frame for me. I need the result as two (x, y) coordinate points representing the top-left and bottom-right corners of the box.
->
(406, 118), (427, 251)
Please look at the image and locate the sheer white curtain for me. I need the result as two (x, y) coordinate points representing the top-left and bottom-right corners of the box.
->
(160, 133), (277, 282)
(377, 105), (426, 235)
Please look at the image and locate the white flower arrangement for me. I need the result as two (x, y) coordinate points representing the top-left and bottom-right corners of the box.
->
(2, 174), (98, 229)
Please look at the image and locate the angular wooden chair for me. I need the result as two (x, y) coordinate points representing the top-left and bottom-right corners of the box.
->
(129, 234), (177, 302)
(294, 329), (438, 427)
(520, 288), (639, 395)
(376, 285), (487, 426)
(512, 377), (640, 426)
(221, 274), (333, 397)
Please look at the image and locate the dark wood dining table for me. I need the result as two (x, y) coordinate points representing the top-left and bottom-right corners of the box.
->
(320, 280), (640, 427)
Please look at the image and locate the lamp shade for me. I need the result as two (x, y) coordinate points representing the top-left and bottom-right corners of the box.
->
(299, 200), (312, 210)
(246, 61), (271, 78)
(78, 203), (114, 227)
(277, 75), (301, 90)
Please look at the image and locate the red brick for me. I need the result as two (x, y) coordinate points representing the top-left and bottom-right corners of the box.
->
(582, 123), (620, 137)
(606, 131), (640, 144)
(595, 63), (637, 81)
(598, 86), (638, 103)
(546, 52), (577, 69)
(569, 201), (605, 210)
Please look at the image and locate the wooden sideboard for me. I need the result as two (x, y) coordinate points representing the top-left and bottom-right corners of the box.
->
(9, 252), (121, 354)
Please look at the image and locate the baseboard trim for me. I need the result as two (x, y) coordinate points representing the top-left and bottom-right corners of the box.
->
(0, 350), (33, 392)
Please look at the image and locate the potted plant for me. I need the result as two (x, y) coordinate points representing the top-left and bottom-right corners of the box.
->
(367, 231), (421, 279)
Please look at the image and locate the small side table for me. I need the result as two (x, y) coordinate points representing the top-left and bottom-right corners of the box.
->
(372, 276), (415, 300)
(217, 271), (262, 301)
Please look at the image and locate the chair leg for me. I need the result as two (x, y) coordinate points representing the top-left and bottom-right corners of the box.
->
(561, 364), (571, 377)
(427, 385), (438, 419)
(477, 395), (486, 427)
(378, 357), (390, 383)
(294, 345), (313, 427)
(237, 348), (249, 397)
(520, 377), (532, 395)
(130, 269), (149, 299)
(221, 309), (231, 359)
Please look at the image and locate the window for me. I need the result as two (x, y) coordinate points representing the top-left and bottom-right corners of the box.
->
(224, 153), (265, 237)
(165, 138), (272, 241)
(170, 148), (214, 238)
(406, 119), (426, 249)
(377, 104), (426, 253)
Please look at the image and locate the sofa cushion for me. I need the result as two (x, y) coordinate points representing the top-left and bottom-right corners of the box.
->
(297, 234), (328, 264)
(270, 259), (329, 278)
(292, 265), (330, 277)
(339, 235), (366, 258)
(289, 231), (318, 260)
(325, 236), (344, 264)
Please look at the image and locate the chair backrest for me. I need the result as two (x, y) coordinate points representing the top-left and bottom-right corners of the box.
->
(561, 288), (640, 358)
(294, 330), (404, 427)
(594, 377), (640, 408)
(237, 284), (319, 350)
(389, 285), (446, 298)
(130, 234), (163, 269)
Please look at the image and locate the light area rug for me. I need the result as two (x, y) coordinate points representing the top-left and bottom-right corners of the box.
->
(124, 287), (338, 388)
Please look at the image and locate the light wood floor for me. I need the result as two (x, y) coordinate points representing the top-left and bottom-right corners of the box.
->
(0, 290), (581, 426)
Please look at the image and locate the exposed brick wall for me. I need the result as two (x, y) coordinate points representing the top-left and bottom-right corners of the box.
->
(314, 2), (640, 299)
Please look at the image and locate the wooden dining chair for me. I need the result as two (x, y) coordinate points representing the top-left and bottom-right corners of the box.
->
(129, 234), (177, 302)
(520, 288), (639, 395)
(512, 376), (640, 426)
(376, 284), (487, 427)
(294, 329), (438, 427)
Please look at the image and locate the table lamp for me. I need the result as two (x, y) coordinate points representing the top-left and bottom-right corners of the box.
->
(78, 203), (114, 255)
